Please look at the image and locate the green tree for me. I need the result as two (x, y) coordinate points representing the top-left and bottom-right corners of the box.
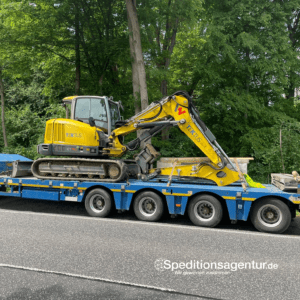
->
(139, 0), (202, 98)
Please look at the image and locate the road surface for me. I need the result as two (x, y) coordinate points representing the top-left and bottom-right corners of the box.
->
(0, 198), (299, 299)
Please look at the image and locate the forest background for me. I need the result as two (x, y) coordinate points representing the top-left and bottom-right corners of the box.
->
(0, 0), (300, 183)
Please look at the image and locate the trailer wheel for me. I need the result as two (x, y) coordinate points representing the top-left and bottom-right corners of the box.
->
(85, 188), (112, 217)
(188, 194), (223, 227)
(250, 198), (291, 233)
(133, 191), (164, 222)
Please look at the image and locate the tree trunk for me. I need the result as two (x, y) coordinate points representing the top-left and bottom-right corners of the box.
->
(285, 11), (300, 107)
(125, 0), (148, 110)
(158, 3), (179, 141)
(126, 0), (149, 146)
(0, 68), (8, 147)
(160, 79), (168, 97)
(132, 59), (140, 115)
(127, 1), (140, 114)
(75, 3), (81, 95)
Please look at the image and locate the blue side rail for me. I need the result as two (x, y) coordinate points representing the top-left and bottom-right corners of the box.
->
(0, 176), (299, 222)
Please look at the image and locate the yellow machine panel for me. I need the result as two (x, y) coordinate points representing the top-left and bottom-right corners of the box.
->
(150, 164), (240, 187)
(44, 119), (99, 147)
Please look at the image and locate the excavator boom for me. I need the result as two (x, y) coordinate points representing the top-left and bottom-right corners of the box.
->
(105, 91), (240, 186)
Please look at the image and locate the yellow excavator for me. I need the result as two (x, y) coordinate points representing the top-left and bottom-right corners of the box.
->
(32, 91), (240, 186)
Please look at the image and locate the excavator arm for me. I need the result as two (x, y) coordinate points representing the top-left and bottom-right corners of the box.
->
(105, 91), (240, 186)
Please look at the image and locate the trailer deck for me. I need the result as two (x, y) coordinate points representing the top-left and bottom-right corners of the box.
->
(0, 175), (299, 220)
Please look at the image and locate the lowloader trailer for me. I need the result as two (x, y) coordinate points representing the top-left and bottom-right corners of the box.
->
(0, 155), (299, 234)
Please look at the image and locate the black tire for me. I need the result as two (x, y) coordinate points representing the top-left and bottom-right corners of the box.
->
(250, 198), (291, 234)
(85, 188), (112, 217)
(133, 191), (164, 221)
(188, 194), (223, 227)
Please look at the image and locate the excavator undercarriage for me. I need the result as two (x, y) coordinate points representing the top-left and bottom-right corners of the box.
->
(31, 158), (128, 182)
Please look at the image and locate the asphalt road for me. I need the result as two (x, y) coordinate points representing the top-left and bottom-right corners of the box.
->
(0, 197), (300, 300)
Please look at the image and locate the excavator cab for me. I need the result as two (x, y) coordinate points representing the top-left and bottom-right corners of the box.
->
(62, 96), (122, 134)
(38, 96), (122, 157)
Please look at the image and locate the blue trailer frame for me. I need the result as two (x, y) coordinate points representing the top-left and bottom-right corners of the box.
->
(0, 154), (299, 233)
(0, 175), (299, 220)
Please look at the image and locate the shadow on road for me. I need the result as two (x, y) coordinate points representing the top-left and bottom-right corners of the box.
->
(0, 197), (299, 236)
(1, 268), (203, 300)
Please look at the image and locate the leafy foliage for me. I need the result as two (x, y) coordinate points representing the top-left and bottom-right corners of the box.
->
(241, 119), (300, 182)
(0, 0), (300, 183)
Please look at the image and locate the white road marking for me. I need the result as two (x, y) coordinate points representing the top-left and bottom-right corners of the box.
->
(1, 208), (300, 240)
(0, 263), (177, 293)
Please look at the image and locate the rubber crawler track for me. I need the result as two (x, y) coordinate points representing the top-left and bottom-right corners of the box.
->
(31, 158), (128, 182)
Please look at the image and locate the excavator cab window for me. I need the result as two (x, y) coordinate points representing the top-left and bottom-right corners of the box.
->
(108, 101), (121, 130)
(74, 97), (108, 131)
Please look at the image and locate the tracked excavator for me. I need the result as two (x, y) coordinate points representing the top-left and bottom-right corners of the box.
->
(31, 91), (240, 186)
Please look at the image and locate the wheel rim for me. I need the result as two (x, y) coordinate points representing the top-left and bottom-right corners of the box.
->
(90, 194), (105, 213)
(257, 204), (282, 228)
(194, 200), (215, 222)
(138, 197), (157, 217)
